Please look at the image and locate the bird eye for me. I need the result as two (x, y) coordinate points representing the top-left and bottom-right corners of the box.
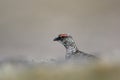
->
(60, 36), (64, 38)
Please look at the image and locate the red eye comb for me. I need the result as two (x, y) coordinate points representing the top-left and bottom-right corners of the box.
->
(59, 34), (69, 37)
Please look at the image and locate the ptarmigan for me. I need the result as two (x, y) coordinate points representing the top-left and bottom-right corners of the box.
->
(54, 34), (98, 62)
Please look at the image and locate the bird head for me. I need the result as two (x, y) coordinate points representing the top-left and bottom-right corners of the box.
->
(53, 34), (75, 47)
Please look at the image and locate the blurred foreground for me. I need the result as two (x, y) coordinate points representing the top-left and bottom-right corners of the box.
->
(0, 62), (120, 80)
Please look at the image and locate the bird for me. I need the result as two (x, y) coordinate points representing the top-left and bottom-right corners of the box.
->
(53, 34), (98, 62)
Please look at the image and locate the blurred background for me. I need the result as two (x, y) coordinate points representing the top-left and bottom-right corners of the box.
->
(0, 0), (120, 63)
(1, 0), (120, 80)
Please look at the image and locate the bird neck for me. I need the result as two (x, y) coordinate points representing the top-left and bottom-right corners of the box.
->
(64, 43), (79, 60)
(65, 43), (78, 54)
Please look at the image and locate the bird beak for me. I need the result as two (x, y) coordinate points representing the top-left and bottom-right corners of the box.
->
(53, 37), (60, 41)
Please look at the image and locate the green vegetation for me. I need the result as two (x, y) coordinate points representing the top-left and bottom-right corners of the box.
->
(0, 63), (120, 80)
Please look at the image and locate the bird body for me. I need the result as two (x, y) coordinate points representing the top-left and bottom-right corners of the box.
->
(54, 34), (98, 62)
